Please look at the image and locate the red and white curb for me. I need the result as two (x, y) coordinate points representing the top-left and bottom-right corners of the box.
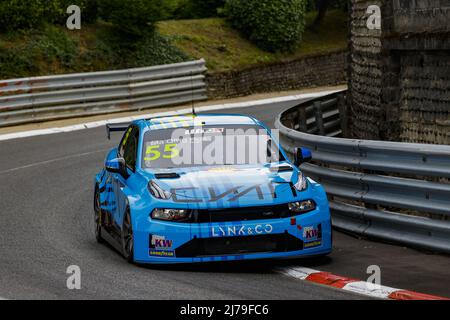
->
(278, 267), (449, 300)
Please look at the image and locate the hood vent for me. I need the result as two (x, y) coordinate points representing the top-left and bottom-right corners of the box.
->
(155, 173), (180, 179)
(269, 165), (294, 172)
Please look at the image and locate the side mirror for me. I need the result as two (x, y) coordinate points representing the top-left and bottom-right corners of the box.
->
(105, 157), (128, 178)
(294, 147), (312, 167)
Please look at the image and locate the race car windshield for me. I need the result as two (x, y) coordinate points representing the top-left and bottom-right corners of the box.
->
(142, 124), (284, 169)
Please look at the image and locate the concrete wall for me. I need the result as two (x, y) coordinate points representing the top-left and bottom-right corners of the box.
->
(348, 0), (450, 144)
(206, 50), (347, 100)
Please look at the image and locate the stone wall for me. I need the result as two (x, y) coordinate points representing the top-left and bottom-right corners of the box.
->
(206, 50), (347, 100)
(398, 51), (450, 144)
(348, 0), (450, 144)
(347, 0), (384, 140)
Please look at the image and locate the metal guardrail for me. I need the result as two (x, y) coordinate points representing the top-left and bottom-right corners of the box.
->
(275, 90), (450, 254)
(280, 93), (347, 138)
(0, 59), (207, 127)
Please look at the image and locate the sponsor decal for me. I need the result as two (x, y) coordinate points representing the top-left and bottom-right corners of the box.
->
(185, 127), (224, 135)
(304, 240), (322, 249)
(211, 224), (273, 237)
(172, 183), (277, 203)
(149, 250), (176, 257)
(303, 224), (322, 241)
(150, 235), (173, 250)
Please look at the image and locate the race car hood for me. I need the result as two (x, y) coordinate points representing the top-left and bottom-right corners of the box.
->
(144, 163), (301, 207)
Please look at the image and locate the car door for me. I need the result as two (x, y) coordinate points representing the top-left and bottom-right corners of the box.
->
(113, 125), (139, 227)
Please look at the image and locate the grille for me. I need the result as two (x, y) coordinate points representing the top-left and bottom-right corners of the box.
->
(175, 233), (304, 258)
(192, 204), (296, 223)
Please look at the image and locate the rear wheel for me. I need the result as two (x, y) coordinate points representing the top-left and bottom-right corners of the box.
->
(122, 209), (134, 263)
(94, 186), (104, 244)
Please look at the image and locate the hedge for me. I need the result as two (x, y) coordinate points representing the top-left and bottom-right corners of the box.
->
(0, 0), (99, 32)
(224, 0), (307, 52)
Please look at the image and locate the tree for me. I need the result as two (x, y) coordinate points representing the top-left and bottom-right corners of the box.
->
(314, 0), (332, 26)
(98, 0), (165, 38)
(313, 0), (348, 27)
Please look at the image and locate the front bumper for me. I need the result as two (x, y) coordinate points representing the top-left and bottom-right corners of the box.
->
(133, 206), (332, 264)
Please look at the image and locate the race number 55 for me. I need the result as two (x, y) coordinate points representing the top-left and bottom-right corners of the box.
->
(144, 144), (179, 161)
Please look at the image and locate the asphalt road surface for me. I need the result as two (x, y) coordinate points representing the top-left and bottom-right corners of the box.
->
(0, 99), (449, 299)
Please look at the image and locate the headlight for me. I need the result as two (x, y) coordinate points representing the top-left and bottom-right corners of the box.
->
(288, 200), (316, 213)
(151, 209), (190, 221)
(294, 172), (308, 192)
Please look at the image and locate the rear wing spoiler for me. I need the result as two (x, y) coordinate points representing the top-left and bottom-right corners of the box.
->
(105, 114), (198, 139)
(106, 123), (130, 140)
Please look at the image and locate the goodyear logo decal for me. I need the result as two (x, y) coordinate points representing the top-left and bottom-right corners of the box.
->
(149, 250), (175, 257)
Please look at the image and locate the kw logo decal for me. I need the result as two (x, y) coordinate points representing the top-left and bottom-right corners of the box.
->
(150, 235), (173, 249)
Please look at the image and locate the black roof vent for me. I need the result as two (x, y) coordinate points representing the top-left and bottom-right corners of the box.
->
(155, 173), (181, 179)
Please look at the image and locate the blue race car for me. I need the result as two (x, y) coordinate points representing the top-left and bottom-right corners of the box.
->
(94, 114), (332, 264)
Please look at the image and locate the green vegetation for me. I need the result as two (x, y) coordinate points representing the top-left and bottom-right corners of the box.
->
(158, 9), (347, 71)
(0, 24), (188, 79)
(165, 0), (225, 19)
(0, 0), (98, 32)
(0, 0), (347, 79)
(224, 0), (307, 52)
(0, 0), (194, 79)
(99, 0), (164, 37)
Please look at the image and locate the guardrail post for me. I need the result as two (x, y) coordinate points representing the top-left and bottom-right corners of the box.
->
(297, 107), (308, 132)
(314, 101), (325, 136)
(337, 94), (348, 137)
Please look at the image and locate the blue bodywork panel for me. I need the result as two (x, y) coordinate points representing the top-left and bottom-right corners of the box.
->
(95, 114), (332, 264)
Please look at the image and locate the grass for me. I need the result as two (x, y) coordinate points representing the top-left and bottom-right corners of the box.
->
(158, 10), (348, 72)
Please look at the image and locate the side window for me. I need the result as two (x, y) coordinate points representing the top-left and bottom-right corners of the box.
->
(119, 126), (139, 172)
(119, 126), (133, 157)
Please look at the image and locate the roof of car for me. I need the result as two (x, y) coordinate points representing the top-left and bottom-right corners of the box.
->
(137, 114), (262, 130)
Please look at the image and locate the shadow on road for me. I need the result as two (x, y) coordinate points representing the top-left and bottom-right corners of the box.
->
(134, 255), (333, 274)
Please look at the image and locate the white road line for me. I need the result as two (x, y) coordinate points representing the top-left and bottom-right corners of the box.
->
(0, 90), (339, 142)
(0, 149), (109, 175)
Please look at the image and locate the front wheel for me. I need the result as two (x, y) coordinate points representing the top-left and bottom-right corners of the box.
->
(122, 209), (134, 263)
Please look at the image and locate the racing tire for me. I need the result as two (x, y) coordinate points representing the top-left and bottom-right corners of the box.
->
(122, 208), (135, 264)
(94, 185), (104, 244)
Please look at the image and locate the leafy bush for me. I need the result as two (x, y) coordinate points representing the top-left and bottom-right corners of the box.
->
(0, 0), (99, 32)
(334, 0), (349, 11)
(189, 0), (225, 18)
(0, 25), (77, 78)
(0, 0), (47, 32)
(306, 0), (350, 13)
(95, 26), (189, 67)
(55, 0), (99, 24)
(98, 0), (165, 38)
(164, 0), (224, 19)
(0, 23), (189, 79)
(306, 0), (316, 11)
(224, 0), (307, 52)
(33, 25), (78, 67)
